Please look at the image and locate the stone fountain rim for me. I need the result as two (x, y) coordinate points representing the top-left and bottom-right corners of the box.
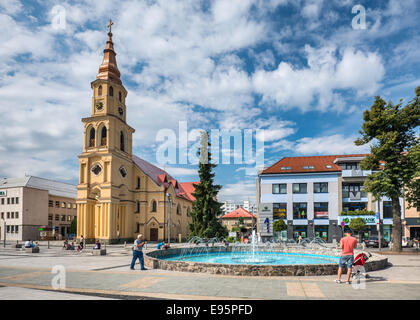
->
(144, 247), (388, 276)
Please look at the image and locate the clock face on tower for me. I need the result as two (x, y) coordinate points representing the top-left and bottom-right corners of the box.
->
(95, 102), (104, 111)
(118, 106), (124, 116)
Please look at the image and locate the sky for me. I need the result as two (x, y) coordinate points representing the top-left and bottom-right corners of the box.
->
(0, 0), (419, 203)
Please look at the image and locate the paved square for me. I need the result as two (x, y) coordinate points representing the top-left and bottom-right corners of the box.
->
(1, 245), (419, 300)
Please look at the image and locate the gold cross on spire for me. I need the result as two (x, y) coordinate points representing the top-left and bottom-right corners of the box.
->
(107, 19), (114, 33)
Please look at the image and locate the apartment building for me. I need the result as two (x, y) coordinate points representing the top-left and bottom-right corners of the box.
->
(257, 154), (405, 242)
(221, 200), (257, 216)
(0, 176), (77, 241)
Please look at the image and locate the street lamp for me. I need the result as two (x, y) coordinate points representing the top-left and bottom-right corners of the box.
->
(166, 193), (171, 245)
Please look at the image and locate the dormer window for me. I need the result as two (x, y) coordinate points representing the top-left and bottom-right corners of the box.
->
(303, 166), (314, 169)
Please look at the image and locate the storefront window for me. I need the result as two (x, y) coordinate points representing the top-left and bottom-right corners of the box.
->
(383, 225), (392, 241)
(293, 226), (307, 239)
(315, 226), (328, 241)
(314, 202), (328, 219)
(342, 202), (367, 212)
(273, 203), (287, 220)
(293, 203), (307, 219)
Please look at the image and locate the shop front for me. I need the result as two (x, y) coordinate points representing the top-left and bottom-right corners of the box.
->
(314, 225), (328, 241)
(406, 218), (420, 240)
(273, 203), (287, 221)
(293, 226), (307, 240)
(382, 219), (393, 241)
(338, 215), (377, 240)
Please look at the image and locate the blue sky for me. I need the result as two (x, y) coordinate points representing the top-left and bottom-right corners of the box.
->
(0, 0), (419, 203)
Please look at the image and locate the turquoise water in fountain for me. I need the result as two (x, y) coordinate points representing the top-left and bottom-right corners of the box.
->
(163, 252), (340, 265)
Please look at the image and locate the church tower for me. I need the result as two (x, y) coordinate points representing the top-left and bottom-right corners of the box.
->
(77, 21), (135, 243)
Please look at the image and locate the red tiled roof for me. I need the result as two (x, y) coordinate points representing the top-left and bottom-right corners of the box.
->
(262, 154), (369, 175)
(132, 155), (196, 202)
(179, 182), (199, 201)
(222, 207), (257, 219)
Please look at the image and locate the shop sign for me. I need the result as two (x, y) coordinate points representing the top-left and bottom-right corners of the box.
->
(259, 203), (273, 236)
(338, 215), (376, 226)
(406, 218), (420, 226)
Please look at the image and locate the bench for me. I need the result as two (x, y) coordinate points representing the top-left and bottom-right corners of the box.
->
(92, 249), (106, 256)
(25, 247), (40, 253)
(15, 244), (22, 248)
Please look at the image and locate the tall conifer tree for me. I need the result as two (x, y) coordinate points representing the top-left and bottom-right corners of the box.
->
(189, 132), (228, 238)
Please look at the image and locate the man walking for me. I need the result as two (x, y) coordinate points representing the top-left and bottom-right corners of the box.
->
(335, 227), (357, 284)
(130, 234), (147, 270)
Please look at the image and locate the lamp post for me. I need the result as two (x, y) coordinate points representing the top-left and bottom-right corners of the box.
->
(167, 193), (171, 245)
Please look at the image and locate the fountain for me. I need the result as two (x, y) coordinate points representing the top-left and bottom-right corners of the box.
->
(145, 235), (388, 276)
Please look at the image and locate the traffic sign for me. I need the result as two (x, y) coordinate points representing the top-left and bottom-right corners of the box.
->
(340, 221), (346, 227)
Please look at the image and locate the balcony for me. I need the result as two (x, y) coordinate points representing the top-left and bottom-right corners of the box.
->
(342, 169), (371, 177)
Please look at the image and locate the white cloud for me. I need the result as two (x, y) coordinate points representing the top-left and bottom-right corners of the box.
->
(218, 180), (256, 203)
(253, 46), (385, 111)
(294, 134), (371, 155)
(0, 0), (22, 15)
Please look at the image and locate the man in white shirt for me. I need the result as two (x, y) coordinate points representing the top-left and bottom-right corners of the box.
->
(130, 234), (146, 270)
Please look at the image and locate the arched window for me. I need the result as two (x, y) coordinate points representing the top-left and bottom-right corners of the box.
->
(136, 177), (140, 189)
(136, 200), (140, 213)
(98, 85), (102, 96)
(100, 126), (107, 146)
(119, 91), (122, 102)
(152, 200), (157, 212)
(89, 127), (95, 147)
(176, 205), (181, 215)
(109, 86), (114, 96)
(120, 131), (125, 152)
(187, 208), (190, 217)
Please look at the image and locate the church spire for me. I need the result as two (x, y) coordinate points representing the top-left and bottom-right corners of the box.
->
(97, 19), (122, 85)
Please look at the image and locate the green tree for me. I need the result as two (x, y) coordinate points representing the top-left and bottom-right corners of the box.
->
(189, 132), (228, 239)
(355, 87), (420, 251)
(349, 218), (366, 243)
(69, 217), (77, 235)
(273, 219), (287, 232)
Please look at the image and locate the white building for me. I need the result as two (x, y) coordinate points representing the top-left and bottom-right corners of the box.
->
(257, 154), (404, 242)
(221, 200), (257, 216)
(0, 176), (77, 242)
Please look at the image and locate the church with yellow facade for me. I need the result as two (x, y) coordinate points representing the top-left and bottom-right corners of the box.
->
(76, 22), (196, 243)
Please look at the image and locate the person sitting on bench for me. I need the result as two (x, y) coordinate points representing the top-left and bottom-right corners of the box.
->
(93, 240), (101, 250)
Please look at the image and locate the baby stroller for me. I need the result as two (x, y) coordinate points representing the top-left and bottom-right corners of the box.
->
(351, 252), (371, 279)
